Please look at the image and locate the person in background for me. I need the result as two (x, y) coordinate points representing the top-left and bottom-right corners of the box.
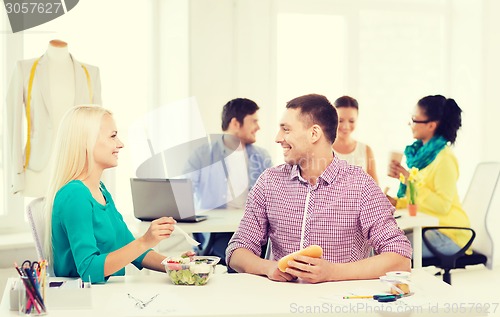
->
(183, 98), (272, 266)
(387, 95), (470, 258)
(227, 94), (411, 283)
(44, 105), (176, 283)
(332, 95), (378, 184)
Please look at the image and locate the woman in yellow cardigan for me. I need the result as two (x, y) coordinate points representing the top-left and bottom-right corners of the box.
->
(387, 95), (470, 258)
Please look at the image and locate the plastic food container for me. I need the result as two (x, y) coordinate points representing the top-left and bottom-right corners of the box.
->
(162, 256), (220, 285)
(379, 271), (411, 295)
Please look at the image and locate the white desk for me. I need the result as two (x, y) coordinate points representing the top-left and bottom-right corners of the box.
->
(394, 209), (439, 268)
(0, 269), (489, 316)
(178, 208), (245, 233)
(128, 208), (438, 269)
(126, 208), (244, 235)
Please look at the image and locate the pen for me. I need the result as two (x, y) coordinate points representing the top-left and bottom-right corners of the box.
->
(14, 271), (41, 313)
(40, 260), (47, 300)
(23, 267), (46, 312)
(13, 262), (25, 277)
(343, 295), (373, 299)
(343, 294), (403, 300)
(14, 263), (36, 313)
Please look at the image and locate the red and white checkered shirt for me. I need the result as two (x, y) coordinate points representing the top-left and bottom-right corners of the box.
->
(226, 157), (412, 265)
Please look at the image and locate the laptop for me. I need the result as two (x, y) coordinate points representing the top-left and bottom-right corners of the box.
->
(130, 178), (208, 223)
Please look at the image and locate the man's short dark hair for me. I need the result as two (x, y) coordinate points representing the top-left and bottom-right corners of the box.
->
(285, 94), (338, 143)
(221, 98), (260, 131)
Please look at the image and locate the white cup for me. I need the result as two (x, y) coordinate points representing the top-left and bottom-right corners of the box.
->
(387, 151), (403, 177)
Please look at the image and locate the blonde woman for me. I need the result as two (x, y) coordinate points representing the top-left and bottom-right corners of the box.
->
(44, 105), (176, 283)
(332, 96), (378, 183)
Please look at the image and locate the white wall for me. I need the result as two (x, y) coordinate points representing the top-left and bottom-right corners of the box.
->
(482, 0), (500, 266)
(483, 0), (500, 161)
(187, 0), (496, 194)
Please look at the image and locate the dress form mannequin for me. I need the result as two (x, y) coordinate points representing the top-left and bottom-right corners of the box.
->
(23, 40), (76, 196)
(5, 39), (102, 197)
(47, 40), (75, 124)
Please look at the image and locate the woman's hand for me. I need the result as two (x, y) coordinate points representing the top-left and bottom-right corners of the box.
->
(388, 160), (409, 180)
(141, 217), (176, 248)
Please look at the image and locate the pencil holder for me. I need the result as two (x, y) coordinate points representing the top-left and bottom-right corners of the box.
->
(18, 276), (46, 315)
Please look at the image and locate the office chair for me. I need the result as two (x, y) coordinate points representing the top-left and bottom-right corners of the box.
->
(25, 197), (56, 277)
(422, 162), (500, 284)
(26, 197), (46, 259)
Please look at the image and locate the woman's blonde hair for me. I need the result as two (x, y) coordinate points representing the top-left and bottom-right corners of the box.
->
(43, 105), (112, 264)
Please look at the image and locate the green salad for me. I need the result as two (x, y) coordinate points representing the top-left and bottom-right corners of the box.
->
(168, 269), (210, 286)
(162, 254), (220, 286)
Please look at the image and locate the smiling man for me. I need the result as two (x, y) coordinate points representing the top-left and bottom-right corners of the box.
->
(183, 98), (272, 266)
(227, 94), (412, 283)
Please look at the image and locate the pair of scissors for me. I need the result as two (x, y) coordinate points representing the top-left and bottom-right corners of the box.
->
(374, 294), (404, 302)
(22, 260), (40, 276)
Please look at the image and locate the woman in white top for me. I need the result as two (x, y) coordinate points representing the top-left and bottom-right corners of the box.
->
(332, 96), (379, 184)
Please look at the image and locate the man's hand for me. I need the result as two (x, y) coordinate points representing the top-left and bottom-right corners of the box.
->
(266, 262), (297, 282)
(284, 254), (334, 283)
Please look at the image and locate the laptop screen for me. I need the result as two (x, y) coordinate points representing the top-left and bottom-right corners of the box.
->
(130, 178), (197, 221)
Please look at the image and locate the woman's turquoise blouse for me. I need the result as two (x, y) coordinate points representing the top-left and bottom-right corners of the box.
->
(52, 180), (151, 283)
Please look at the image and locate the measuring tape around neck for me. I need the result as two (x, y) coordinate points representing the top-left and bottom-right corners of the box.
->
(24, 57), (92, 170)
